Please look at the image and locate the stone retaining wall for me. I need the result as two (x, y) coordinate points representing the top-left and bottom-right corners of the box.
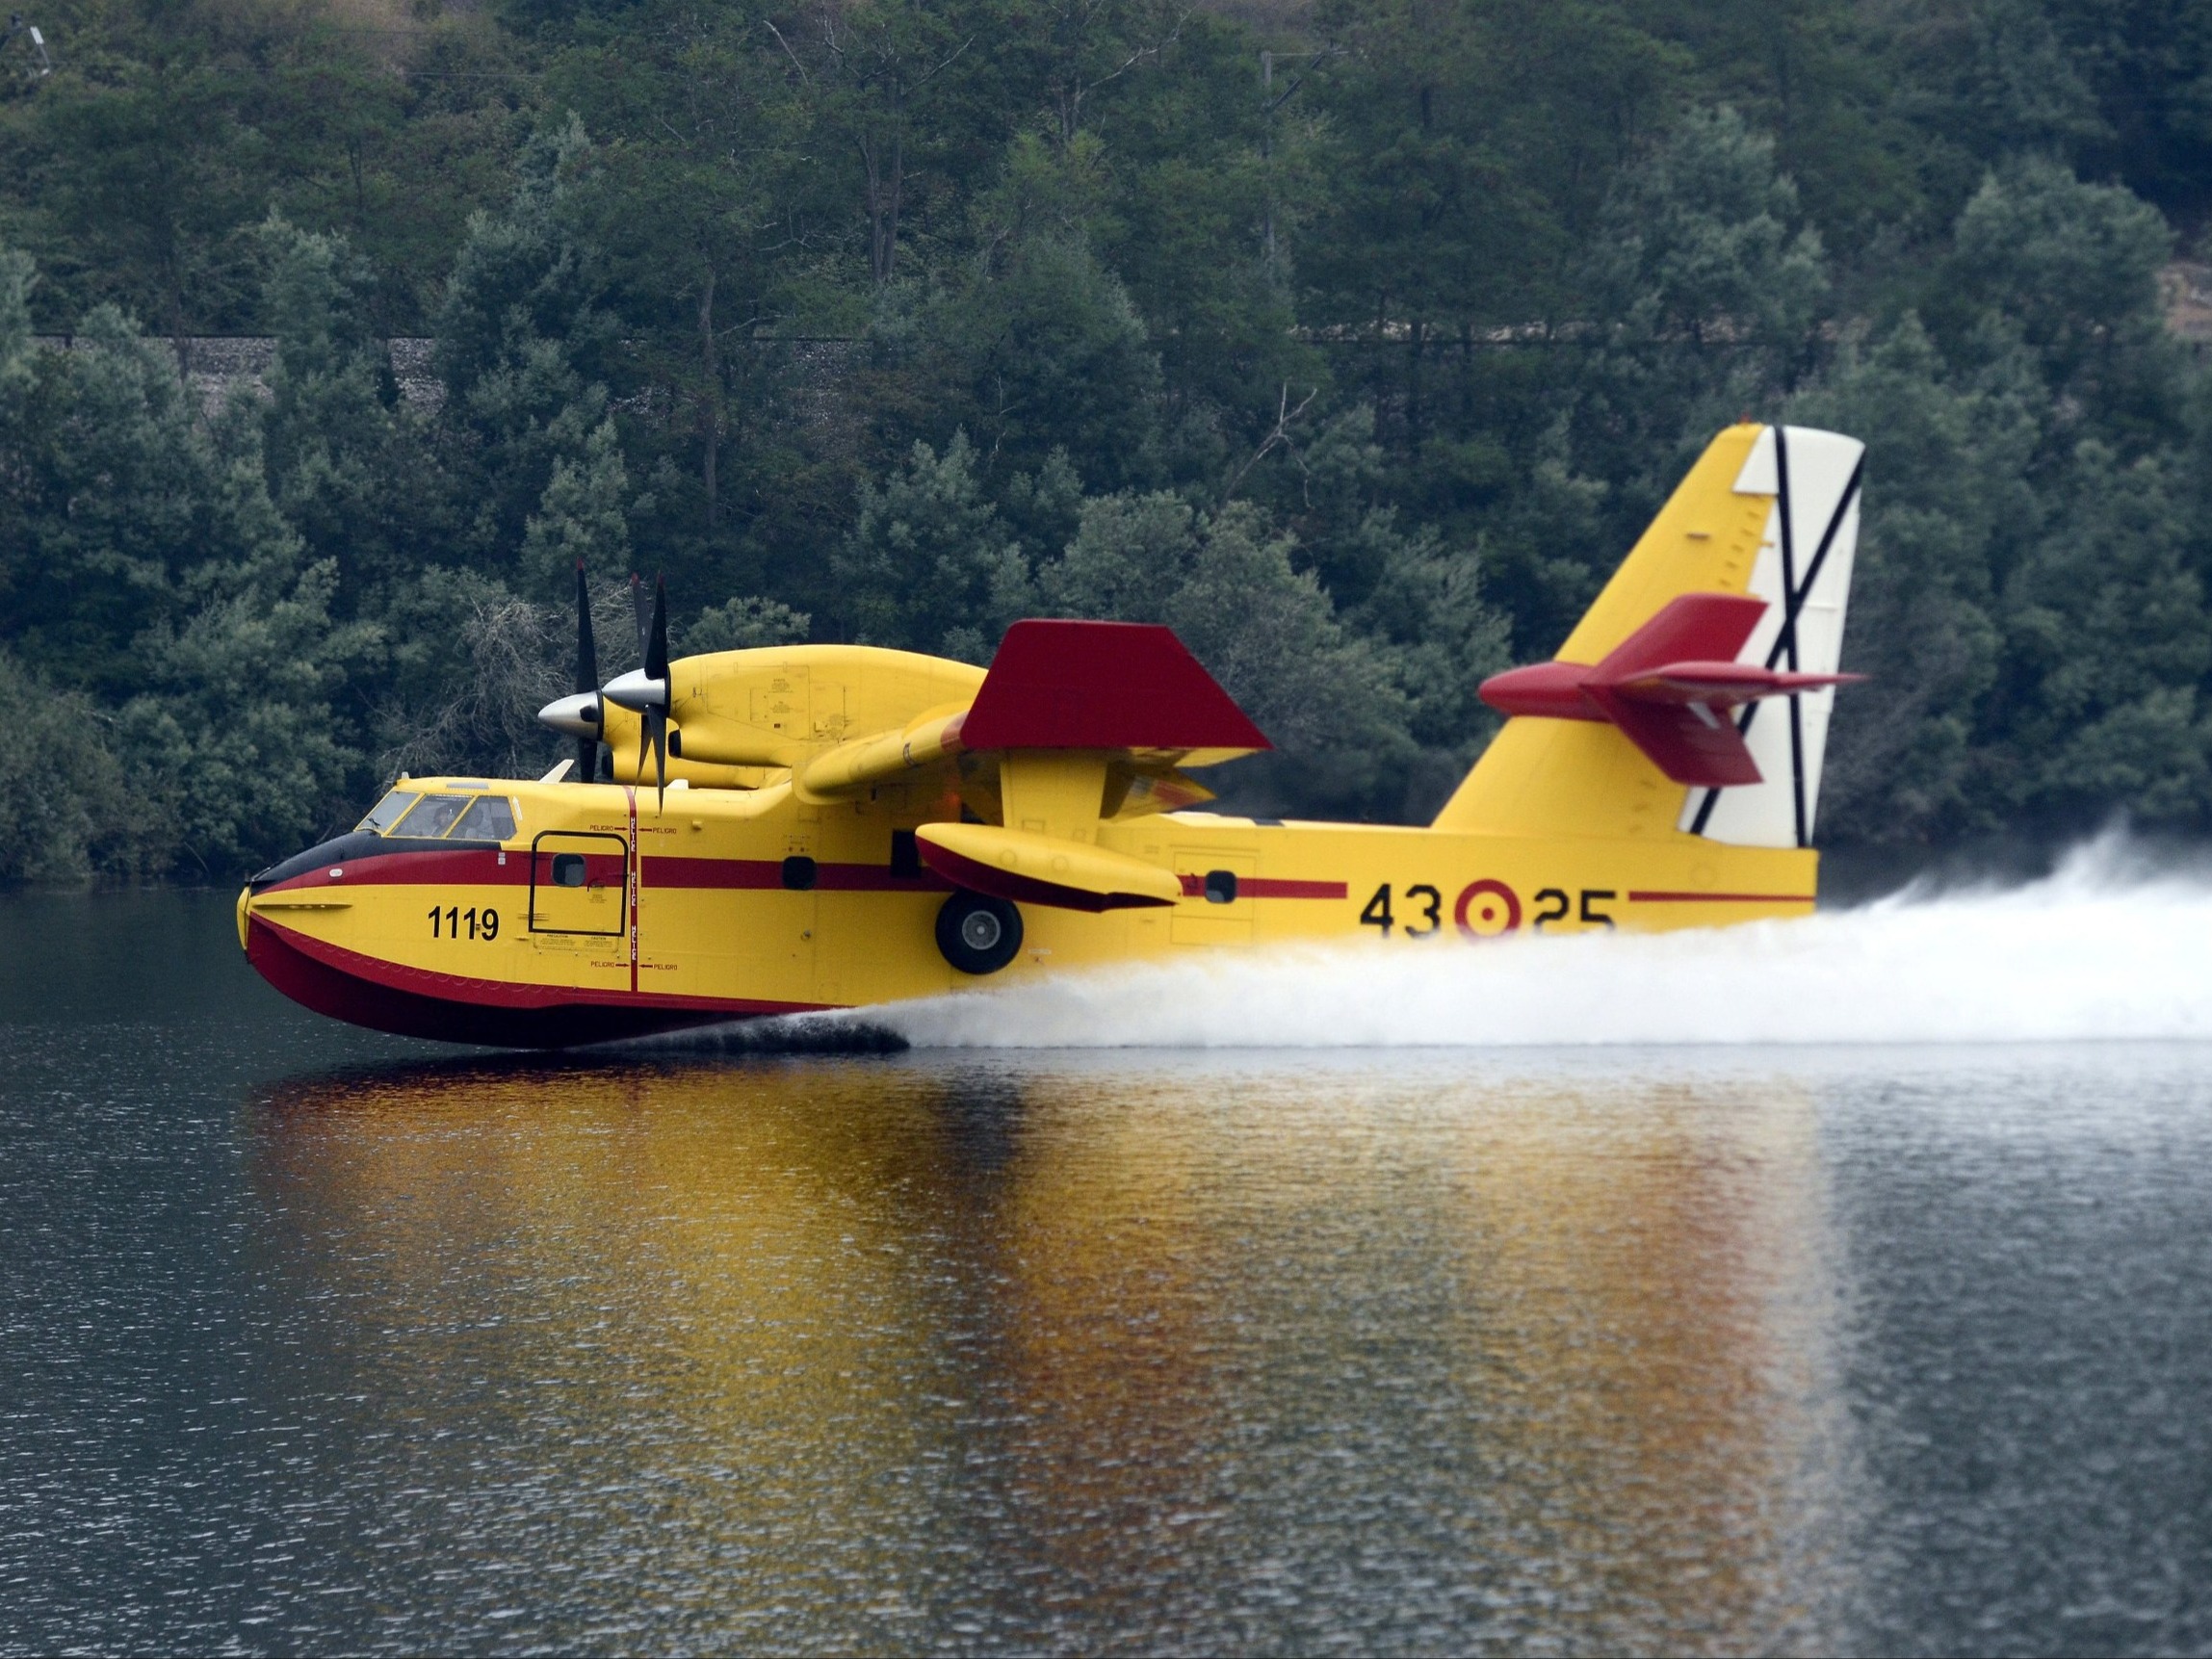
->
(30, 335), (443, 411)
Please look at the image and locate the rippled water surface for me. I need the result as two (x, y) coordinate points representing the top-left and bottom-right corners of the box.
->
(5, 889), (2212, 1655)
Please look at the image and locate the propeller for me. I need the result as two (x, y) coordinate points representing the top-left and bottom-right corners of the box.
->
(601, 573), (672, 811)
(573, 561), (599, 782)
(534, 560), (606, 780)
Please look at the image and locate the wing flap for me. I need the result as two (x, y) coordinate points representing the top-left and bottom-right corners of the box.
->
(792, 620), (1269, 803)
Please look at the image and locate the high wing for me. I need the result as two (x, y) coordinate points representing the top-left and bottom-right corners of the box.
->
(794, 621), (1271, 912)
(794, 620), (1265, 791)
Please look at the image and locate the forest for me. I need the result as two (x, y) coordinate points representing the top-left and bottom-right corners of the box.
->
(0, 0), (2209, 879)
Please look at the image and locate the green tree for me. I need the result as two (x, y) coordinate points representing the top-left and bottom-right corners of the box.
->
(1989, 440), (2211, 826)
(432, 114), (624, 580)
(771, 0), (996, 286)
(923, 221), (1165, 492)
(0, 649), (148, 881)
(258, 215), (439, 607)
(1038, 491), (1416, 815)
(1789, 316), (2022, 841)
(518, 417), (633, 597)
(10, 33), (263, 335)
(682, 595), (813, 654)
(1574, 105), (1830, 531)
(552, 3), (802, 533)
(0, 265), (379, 874)
(831, 431), (1031, 660)
(1939, 156), (2181, 446)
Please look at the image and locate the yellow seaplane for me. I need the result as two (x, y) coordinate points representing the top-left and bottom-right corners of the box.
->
(240, 422), (1865, 1048)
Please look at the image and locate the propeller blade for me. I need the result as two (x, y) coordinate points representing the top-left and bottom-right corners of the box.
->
(574, 561), (598, 693)
(625, 572), (672, 807)
(649, 708), (668, 813)
(646, 574), (669, 682)
(574, 561), (599, 783)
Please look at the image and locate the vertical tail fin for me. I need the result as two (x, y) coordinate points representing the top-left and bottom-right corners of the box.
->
(1434, 423), (1864, 847)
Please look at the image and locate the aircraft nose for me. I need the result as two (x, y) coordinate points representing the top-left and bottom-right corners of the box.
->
(537, 690), (604, 736)
(600, 669), (667, 713)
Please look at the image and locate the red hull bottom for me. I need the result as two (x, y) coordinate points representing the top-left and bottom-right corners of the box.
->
(246, 920), (780, 1049)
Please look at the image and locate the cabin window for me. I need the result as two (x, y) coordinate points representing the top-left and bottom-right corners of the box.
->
(356, 790), (419, 835)
(1204, 869), (1238, 904)
(551, 853), (588, 888)
(399, 794), (471, 839)
(450, 796), (517, 842)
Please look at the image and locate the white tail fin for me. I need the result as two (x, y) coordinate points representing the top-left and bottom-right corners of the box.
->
(1679, 425), (1863, 847)
(1433, 422), (1864, 846)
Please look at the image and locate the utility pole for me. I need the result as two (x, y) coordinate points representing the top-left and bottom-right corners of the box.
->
(1262, 51), (1276, 274)
(1257, 47), (1336, 282)
(3, 14), (51, 77)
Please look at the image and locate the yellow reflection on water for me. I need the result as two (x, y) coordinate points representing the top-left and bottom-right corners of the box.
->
(1437, 1076), (1846, 1646)
(248, 1052), (1850, 1650)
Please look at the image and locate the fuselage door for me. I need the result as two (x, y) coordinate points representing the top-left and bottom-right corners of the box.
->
(530, 831), (630, 936)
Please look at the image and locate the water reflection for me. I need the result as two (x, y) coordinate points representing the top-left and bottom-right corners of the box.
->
(243, 1053), (1855, 1652)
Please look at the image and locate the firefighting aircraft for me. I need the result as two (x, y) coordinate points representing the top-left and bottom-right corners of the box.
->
(240, 421), (1865, 1048)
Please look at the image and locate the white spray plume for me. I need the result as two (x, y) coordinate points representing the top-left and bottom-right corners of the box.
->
(866, 832), (2212, 1050)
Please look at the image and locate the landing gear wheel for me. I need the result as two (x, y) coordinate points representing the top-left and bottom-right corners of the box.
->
(935, 891), (1023, 975)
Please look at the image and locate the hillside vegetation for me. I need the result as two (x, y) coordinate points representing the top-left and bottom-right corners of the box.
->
(1, 0), (2209, 877)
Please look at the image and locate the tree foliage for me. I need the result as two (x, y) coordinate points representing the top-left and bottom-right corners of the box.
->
(0, 0), (2208, 877)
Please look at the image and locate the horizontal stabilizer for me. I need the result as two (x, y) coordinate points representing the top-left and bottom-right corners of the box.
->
(963, 621), (1271, 755)
(1611, 661), (1861, 703)
(916, 822), (1182, 913)
(1479, 593), (1864, 788)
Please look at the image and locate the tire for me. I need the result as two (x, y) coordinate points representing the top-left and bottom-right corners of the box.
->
(935, 891), (1023, 975)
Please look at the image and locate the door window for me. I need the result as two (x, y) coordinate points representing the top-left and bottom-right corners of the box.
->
(529, 831), (628, 936)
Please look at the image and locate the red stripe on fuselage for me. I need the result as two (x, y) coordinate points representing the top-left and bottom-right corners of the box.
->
(1626, 890), (1814, 903)
(1175, 873), (1349, 899)
(260, 846), (526, 894)
(268, 841), (1347, 904)
(260, 846), (955, 897)
(642, 856), (950, 893)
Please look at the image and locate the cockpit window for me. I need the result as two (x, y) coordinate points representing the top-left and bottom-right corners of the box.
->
(358, 788), (518, 841)
(398, 794), (471, 839)
(450, 796), (517, 842)
(356, 790), (420, 835)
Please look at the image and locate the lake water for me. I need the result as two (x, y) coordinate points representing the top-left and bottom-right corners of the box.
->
(4, 871), (2211, 1655)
